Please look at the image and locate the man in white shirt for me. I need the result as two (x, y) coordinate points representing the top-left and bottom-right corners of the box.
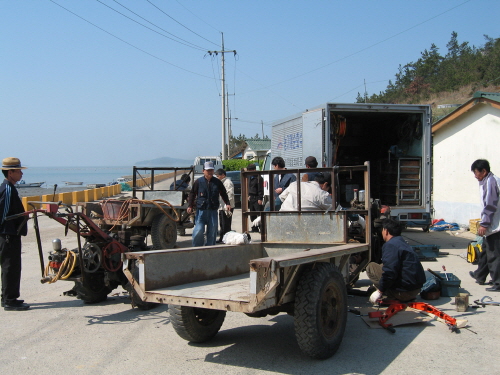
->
(279, 173), (332, 211)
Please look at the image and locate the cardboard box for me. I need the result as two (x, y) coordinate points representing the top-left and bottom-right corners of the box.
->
(470, 219), (480, 234)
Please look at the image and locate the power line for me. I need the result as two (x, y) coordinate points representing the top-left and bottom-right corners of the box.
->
(243, 0), (473, 94)
(97, 0), (208, 51)
(147, 0), (219, 47)
(49, 0), (213, 79)
(174, 0), (221, 34)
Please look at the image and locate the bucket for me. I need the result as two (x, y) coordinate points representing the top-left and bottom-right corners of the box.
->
(358, 190), (365, 202)
(455, 293), (469, 312)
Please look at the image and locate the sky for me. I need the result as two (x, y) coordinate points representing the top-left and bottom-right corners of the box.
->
(1, 0), (499, 167)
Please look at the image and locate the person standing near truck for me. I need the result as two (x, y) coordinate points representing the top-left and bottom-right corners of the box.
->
(301, 156), (320, 182)
(271, 156), (296, 210)
(366, 218), (426, 303)
(187, 162), (231, 247)
(469, 159), (500, 291)
(247, 163), (264, 233)
(0, 157), (30, 311)
(215, 169), (235, 243)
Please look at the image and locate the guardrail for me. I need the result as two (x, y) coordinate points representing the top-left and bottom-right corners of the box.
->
(21, 171), (180, 210)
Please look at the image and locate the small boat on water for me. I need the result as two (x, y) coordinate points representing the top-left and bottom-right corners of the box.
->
(15, 180), (45, 188)
(64, 181), (84, 186)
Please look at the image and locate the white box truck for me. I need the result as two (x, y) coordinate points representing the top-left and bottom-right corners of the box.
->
(271, 102), (432, 230)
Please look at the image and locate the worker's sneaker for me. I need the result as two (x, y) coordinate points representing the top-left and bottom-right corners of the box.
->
(1, 299), (24, 308)
(485, 285), (500, 292)
(4, 302), (30, 311)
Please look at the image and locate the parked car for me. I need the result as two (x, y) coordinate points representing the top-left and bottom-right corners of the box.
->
(225, 171), (241, 208)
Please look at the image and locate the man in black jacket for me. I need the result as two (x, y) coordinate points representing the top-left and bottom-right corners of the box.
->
(0, 157), (30, 311)
(187, 162), (231, 247)
(247, 163), (264, 232)
(366, 218), (426, 303)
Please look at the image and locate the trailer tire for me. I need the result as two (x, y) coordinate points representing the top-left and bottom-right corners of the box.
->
(169, 305), (226, 343)
(74, 272), (113, 304)
(294, 263), (347, 359)
(151, 213), (177, 249)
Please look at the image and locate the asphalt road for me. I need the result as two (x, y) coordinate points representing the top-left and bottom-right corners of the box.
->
(0, 195), (499, 374)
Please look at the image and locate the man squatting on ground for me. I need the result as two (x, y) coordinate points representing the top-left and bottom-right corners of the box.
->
(469, 159), (500, 291)
(247, 163), (264, 233)
(366, 218), (426, 304)
(187, 162), (231, 247)
(0, 157), (30, 311)
(215, 169), (235, 243)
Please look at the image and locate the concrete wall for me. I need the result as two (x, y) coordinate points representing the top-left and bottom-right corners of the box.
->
(433, 103), (500, 224)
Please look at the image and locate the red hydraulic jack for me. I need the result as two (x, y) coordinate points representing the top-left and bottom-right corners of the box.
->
(368, 300), (458, 333)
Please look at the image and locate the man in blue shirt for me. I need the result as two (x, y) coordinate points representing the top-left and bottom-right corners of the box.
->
(187, 162), (231, 246)
(366, 218), (426, 303)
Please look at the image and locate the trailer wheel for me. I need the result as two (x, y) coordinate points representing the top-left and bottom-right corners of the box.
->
(151, 214), (177, 249)
(74, 272), (113, 304)
(169, 305), (226, 343)
(294, 263), (347, 359)
(423, 225), (430, 232)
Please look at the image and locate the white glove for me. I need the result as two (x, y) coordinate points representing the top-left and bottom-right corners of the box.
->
(369, 290), (383, 305)
(252, 216), (261, 227)
(224, 206), (233, 217)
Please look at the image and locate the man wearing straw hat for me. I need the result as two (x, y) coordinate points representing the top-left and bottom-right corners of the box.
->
(0, 157), (30, 311)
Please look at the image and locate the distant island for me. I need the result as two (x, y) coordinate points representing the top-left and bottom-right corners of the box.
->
(134, 156), (193, 167)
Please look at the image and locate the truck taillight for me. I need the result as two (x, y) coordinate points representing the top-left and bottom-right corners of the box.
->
(408, 213), (422, 220)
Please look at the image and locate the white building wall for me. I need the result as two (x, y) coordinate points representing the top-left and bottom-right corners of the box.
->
(433, 104), (500, 225)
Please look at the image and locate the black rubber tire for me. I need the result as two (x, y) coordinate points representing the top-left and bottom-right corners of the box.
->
(74, 272), (113, 304)
(169, 305), (226, 343)
(294, 263), (348, 359)
(423, 225), (430, 232)
(151, 213), (177, 249)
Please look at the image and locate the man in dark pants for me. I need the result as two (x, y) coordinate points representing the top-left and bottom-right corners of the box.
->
(366, 218), (426, 303)
(0, 157), (30, 311)
(187, 162), (231, 247)
(469, 159), (500, 291)
(247, 163), (263, 232)
(215, 169), (234, 243)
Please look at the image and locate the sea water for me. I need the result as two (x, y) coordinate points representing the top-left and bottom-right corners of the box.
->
(21, 166), (133, 188)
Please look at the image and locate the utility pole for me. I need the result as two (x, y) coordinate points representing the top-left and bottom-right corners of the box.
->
(208, 33), (236, 160)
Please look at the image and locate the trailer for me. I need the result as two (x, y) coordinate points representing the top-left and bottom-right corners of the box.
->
(271, 103), (432, 230)
(124, 164), (382, 359)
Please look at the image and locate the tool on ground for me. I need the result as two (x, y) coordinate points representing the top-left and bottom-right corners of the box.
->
(474, 296), (500, 307)
(427, 268), (444, 280)
(369, 301), (458, 333)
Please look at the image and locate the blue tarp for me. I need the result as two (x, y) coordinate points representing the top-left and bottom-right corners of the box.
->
(430, 221), (460, 231)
